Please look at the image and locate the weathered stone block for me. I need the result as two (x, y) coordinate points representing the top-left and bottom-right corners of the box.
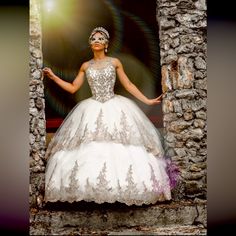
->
(176, 13), (206, 29)
(30, 172), (45, 207)
(189, 155), (206, 163)
(171, 37), (180, 48)
(175, 89), (197, 99)
(185, 181), (204, 195)
(163, 113), (178, 122)
(195, 70), (206, 80)
(196, 88), (207, 98)
(186, 148), (197, 157)
(183, 111), (193, 120)
(36, 58), (43, 68)
(161, 65), (173, 92)
(186, 140), (200, 149)
(193, 119), (205, 128)
(165, 132), (176, 143)
(163, 99), (174, 113)
(175, 141), (185, 148)
(35, 97), (44, 110)
(182, 99), (206, 112)
(177, 43), (195, 54)
(181, 128), (204, 141)
(181, 170), (206, 180)
(198, 148), (207, 156)
(172, 57), (193, 89)
(161, 50), (178, 65)
(195, 56), (206, 70)
(177, 0), (195, 9)
(29, 99), (35, 108)
(159, 17), (176, 30)
(168, 120), (192, 132)
(36, 84), (45, 95)
(173, 100), (183, 113)
(174, 148), (187, 157)
(190, 163), (206, 171)
(195, 110), (207, 120)
(165, 147), (176, 157)
(31, 48), (42, 59)
(194, 0), (207, 11)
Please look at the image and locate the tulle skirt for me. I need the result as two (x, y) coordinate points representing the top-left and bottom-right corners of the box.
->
(44, 95), (172, 205)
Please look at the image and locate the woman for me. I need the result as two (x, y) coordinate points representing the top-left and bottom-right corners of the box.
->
(43, 27), (176, 206)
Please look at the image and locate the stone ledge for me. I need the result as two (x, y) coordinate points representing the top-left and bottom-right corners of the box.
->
(108, 225), (206, 235)
(30, 225), (206, 235)
(30, 200), (206, 235)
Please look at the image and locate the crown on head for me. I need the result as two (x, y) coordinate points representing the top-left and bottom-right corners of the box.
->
(90, 27), (110, 40)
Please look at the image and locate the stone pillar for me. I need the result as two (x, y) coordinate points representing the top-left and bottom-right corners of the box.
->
(29, 0), (46, 208)
(156, 0), (207, 199)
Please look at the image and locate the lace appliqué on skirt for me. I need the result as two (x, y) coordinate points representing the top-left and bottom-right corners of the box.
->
(45, 108), (163, 160)
(45, 161), (171, 205)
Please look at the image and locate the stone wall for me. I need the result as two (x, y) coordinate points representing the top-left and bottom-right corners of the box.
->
(156, 0), (207, 199)
(29, 0), (46, 208)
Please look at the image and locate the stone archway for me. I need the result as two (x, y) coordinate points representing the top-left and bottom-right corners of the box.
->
(29, 0), (207, 208)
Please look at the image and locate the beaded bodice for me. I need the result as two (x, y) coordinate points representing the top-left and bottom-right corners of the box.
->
(86, 57), (116, 103)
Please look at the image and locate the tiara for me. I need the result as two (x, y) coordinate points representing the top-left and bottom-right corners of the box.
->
(90, 27), (110, 39)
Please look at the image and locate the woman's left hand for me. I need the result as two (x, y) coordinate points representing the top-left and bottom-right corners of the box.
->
(146, 94), (163, 105)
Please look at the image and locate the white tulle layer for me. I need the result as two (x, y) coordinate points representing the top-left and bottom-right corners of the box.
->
(45, 141), (171, 205)
(44, 95), (172, 205)
(45, 95), (165, 160)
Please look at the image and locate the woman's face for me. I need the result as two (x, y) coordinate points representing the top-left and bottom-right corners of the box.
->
(90, 32), (108, 51)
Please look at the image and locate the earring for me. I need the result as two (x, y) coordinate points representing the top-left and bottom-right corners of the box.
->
(105, 47), (108, 53)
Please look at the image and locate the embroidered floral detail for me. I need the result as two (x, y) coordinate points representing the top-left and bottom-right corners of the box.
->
(83, 178), (94, 201)
(95, 163), (113, 203)
(44, 161), (82, 202)
(97, 163), (109, 188)
(45, 109), (164, 161)
(44, 162), (58, 202)
(134, 119), (162, 157)
(119, 111), (132, 143)
(149, 164), (163, 194)
(121, 165), (142, 205)
(68, 161), (79, 192)
(149, 163), (172, 200)
(44, 117), (75, 160)
(45, 162), (171, 205)
(94, 110), (111, 141)
(124, 165), (138, 196)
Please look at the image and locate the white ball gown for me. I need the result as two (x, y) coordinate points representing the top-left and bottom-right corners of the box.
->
(44, 57), (175, 206)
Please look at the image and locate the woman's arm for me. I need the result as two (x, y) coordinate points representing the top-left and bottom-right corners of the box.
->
(43, 62), (87, 94)
(114, 58), (162, 105)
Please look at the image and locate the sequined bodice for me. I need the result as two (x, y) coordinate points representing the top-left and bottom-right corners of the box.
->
(86, 57), (116, 103)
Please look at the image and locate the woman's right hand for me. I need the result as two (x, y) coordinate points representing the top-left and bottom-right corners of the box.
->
(146, 93), (163, 106)
(42, 67), (55, 80)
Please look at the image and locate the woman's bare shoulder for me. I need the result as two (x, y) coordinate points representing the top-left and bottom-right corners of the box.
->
(80, 60), (91, 71)
(109, 57), (122, 67)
